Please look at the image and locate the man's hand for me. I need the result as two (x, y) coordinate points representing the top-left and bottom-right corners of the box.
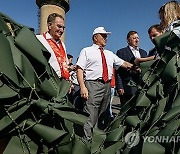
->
(118, 89), (125, 95)
(76, 66), (89, 99)
(80, 85), (89, 100)
(131, 65), (141, 74)
(121, 61), (133, 70)
(68, 84), (74, 94)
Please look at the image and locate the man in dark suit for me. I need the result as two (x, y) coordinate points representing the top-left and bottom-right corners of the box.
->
(116, 31), (147, 104)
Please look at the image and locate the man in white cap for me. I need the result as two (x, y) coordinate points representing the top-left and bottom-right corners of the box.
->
(76, 26), (132, 140)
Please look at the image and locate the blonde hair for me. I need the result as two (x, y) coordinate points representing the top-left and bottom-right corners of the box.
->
(159, 1), (180, 30)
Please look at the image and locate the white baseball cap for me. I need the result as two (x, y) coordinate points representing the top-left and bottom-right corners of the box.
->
(93, 27), (111, 35)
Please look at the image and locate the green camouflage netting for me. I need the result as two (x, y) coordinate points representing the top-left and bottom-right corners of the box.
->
(0, 12), (180, 154)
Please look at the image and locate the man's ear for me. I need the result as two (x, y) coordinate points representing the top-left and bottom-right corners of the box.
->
(48, 22), (52, 30)
(93, 34), (98, 42)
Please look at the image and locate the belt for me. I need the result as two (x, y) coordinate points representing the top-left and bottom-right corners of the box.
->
(86, 78), (111, 84)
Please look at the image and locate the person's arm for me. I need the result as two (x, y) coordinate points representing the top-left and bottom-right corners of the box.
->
(76, 66), (89, 100)
(134, 56), (155, 65)
(121, 61), (133, 70)
(114, 51), (133, 71)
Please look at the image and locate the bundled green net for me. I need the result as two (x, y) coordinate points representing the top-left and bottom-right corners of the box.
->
(0, 12), (88, 154)
(0, 12), (180, 154)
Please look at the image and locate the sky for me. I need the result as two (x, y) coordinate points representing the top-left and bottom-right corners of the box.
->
(0, 0), (173, 63)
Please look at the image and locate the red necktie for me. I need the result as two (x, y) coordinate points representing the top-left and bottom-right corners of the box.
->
(99, 47), (109, 82)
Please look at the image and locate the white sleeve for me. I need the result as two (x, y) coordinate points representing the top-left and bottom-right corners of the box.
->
(76, 48), (87, 70)
(113, 54), (125, 70)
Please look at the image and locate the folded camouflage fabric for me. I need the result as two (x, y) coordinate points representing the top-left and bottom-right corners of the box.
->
(0, 12), (180, 154)
(0, 12), (89, 154)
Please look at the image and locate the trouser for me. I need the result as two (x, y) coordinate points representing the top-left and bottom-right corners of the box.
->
(98, 87), (115, 129)
(83, 80), (111, 139)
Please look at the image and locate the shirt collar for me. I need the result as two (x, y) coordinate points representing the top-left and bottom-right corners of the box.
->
(45, 32), (61, 44)
(92, 44), (102, 49)
(129, 45), (139, 51)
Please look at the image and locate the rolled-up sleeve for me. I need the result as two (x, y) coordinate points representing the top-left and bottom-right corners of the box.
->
(113, 54), (125, 70)
(76, 49), (87, 70)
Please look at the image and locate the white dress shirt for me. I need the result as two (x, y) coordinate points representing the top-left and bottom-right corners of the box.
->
(129, 45), (141, 58)
(76, 44), (124, 80)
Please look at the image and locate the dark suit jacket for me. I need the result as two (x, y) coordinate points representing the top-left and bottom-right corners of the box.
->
(116, 46), (147, 95)
(148, 47), (157, 57)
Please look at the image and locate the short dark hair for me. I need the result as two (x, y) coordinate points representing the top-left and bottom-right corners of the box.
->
(47, 13), (64, 24)
(127, 31), (138, 40)
(148, 24), (163, 34)
(67, 54), (73, 59)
